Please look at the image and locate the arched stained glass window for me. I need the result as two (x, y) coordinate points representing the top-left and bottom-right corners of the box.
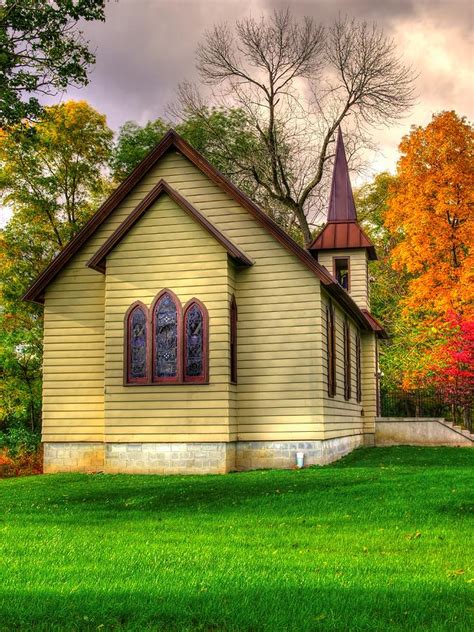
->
(125, 292), (209, 385)
(153, 292), (179, 381)
(128, 305), (148, 382)
(184, 301), (207, 382)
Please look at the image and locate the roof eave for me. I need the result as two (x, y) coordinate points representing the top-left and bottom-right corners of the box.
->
(361, 309), (388, 338)
(308, 221), (378, 261)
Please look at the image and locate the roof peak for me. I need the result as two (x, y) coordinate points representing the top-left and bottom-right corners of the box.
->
(327, 127), (357, 223)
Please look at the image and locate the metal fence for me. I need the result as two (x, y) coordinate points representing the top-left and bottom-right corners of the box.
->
(380, 389), (472, 433)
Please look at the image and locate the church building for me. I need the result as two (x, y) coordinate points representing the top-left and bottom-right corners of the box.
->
(25, 128), (385, 474)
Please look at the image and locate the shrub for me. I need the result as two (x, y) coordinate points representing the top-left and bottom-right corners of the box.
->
(0, 426), (42, 477)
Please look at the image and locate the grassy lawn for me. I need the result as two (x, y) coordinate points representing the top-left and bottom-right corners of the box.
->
(0, 446), (472, 632)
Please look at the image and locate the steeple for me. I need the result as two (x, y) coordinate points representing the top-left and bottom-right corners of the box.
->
(308, 127), (376, 260)
(327, 127), (358, 222)
(308, 127), (377, 310)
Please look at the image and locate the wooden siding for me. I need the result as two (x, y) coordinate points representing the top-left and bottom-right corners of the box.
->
(319, 290), (366, 440)
(361, 334), (378, 435)
(318, 249), (369, 310)
(42, 150), (324, 443)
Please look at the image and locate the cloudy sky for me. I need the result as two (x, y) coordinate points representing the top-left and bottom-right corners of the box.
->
(66, 0), (473, 166)
(1, 0), (473, 225)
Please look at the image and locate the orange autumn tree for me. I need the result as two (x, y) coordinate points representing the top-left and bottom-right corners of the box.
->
(385, 111), (474, 388)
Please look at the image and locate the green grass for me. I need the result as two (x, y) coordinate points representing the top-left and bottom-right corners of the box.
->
(0, 447), (473, 632)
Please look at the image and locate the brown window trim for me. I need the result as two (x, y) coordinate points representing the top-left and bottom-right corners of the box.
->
(333, 256), (350, 292)
(124, 290), (209, 386)
(356, 331), (362, 403)
(343, 316), (352, 401)
(183, 298), (209, 384)
(326, 301), (336, 398)
(230, 295), (238, 384)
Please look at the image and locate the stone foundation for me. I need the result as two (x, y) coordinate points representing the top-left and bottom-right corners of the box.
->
(43, 434), (365, 474)
(43, 442), (105, 473)
(105, 442), (233, 474)
(235, 435), (364, 470)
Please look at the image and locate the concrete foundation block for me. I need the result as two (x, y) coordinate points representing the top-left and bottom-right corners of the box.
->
(43, 434), (370, 475)
(44, 442), (105, 473)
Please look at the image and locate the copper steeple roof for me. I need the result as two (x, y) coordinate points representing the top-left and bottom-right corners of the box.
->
(308, 128), (377, 260)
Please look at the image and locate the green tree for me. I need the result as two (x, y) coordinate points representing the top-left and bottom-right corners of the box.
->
(0, 100), (113, 441)
(111, 107), (304, 236)
(111, 118), (169, 182)
(0, 0), (106, 126)
(1, 100), (113, 257)
(355, 172), (407, 331)
(112, 107), (262, 189)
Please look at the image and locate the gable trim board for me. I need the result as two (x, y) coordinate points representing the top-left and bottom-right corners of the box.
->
(23, 130), (383, 336)
(88, 179), (254, 272)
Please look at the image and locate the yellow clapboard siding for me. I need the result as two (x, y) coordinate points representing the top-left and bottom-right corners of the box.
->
(103, 434), (231, 442)
(42, 402), (105, 412)
(101, 192), (232, 438)
(325, 433), (364, 442)
(104, 280), (229, 293)
(44, 411), (105, 420)
(44, 393), (104, 402)
(43, 434), (105, 442)
(319, 290), (369, 439)
(237, 432), (325, 441)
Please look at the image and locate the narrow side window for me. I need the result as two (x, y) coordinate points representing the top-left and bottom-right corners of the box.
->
(230, 295), (238, 384)
(356, 331), (362, 403)
(326, 302), (336, 397)
(184, 300), (208, 383)
(126, 304), (148, 384)
(344, 317), (352, 401)
(334, 257), (350, 291)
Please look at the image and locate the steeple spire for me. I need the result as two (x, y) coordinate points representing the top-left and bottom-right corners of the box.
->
(327, 127), (357, 222)
(307, 127), (377, 261)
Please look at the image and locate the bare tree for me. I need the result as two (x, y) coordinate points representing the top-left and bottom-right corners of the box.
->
(176, 11), (416, 245)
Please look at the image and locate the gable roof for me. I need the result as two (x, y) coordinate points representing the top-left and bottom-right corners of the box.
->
(309, 221), (377, 259)
(87, 179), (254, 272)
(308, 128), (377, 260)
(23, 129), (383, 334)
